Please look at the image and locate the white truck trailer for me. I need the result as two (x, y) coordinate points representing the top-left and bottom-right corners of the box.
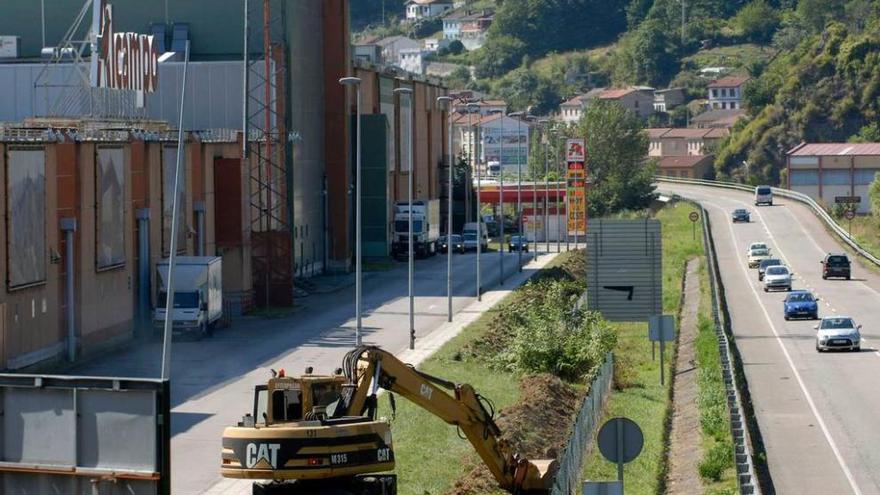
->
(392, 200), (440, 258)
(154, 256), (223, 337)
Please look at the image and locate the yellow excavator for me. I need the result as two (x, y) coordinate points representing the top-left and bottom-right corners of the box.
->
(221, 345), (556, 494)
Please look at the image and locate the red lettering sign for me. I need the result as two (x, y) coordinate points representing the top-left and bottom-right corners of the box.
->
(96, 4), (158, 92)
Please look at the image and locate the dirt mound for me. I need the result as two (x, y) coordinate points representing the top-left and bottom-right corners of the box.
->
(445, 374), (583, 495)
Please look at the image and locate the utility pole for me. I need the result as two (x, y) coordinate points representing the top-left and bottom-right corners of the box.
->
(437, 95), (454, 322)
(509, 111), (524, 271)
(394, 87), (415, 349)
(468, 102), (482, 301)
(340, 77), (363, 346)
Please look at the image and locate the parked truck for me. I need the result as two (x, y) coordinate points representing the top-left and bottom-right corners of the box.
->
(392, 200), (441, 258)
(154, 256), (223, 337)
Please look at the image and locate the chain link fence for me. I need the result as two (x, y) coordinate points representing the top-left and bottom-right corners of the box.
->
(550, 351), (614, 495)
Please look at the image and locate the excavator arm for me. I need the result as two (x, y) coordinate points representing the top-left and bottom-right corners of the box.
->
(339, 346), (555, 493)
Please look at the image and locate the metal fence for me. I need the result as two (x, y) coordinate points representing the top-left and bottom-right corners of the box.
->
(550, 352), (614, 495)
(656, 176), (880, 267)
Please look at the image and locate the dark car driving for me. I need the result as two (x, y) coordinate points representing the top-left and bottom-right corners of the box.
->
(821, 253), (851, 280)
(758, 258), (783, 281)
(439, 234), (465, 254)
(731, 208), (751, 223)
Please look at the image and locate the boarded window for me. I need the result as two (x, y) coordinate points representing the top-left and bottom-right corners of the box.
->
(96, 147), (125, 268)
(790, 170), (819, 186)
(854, 169), (879, 185)
(7, 148), (46, 288)
(162, 146), (187, 254)
(821, 169), (850, 186)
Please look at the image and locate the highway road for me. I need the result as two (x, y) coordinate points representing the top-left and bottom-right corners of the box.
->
(72, 245), (567, 494)
(660, 183), (880, 495)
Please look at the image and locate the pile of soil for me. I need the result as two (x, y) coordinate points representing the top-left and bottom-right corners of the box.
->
(445, 374), (584, 495)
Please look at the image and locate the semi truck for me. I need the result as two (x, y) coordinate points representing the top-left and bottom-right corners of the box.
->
(391, 200), (440, 259)
(154, 256), (223, 337)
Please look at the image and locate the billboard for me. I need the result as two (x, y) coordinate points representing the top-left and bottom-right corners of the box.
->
(7, 148), (46, 288)
(586, 219), (662, 321)
(97, 147), (125, 268)
(481, 124), (528, 171)
(566, 139), (587, 236)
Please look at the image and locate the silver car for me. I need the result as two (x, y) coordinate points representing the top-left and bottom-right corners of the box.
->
(815, 316), (861, 352)
(763, 265), (791, 292)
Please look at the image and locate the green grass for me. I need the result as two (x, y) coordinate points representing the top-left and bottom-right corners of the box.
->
(375, 251), (576, 495)
(681, 43), (775, 71)
(836, 215), (880, 261)
(581, 202), (705, 493)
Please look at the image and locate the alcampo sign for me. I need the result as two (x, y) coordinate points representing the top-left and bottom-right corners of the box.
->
(94, 3), (159, 92)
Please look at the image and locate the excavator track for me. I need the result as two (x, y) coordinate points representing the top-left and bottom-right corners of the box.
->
(252, 475), (396, 495)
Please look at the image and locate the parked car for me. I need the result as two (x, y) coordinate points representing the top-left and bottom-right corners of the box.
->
(821, 253), (851, 280)
(755, 185), (773, 206)
(508, 235), (529, 252)
(731, 209), (751, 223)
(439, 234), (465, 254)
(758, 258), (784, 281)
(748, 247), (771, 268)
(815, 316), (861, 352)
(784, 290), (819, 320)
(763, 265), (792, 292)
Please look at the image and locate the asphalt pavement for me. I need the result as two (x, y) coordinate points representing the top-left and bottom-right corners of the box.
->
(71, 245), (570, 494)
(661, 183), (880, 495)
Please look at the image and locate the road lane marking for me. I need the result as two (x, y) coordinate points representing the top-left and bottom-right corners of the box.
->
(707, 201), (865, 495)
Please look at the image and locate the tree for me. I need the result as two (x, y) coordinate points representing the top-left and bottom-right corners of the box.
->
(575, 101), (656, 216)
(796, 0), (845, 33)
(734, 0), (780, 43)
(474, 35), (527, 78)
(849, 122), (880, 143)
(869, 171), (880, 219)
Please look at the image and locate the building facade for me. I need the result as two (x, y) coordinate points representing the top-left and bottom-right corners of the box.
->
(406, 0), (453, 20)
(787, 143), (880, 213)
(707, 76), (749, 110)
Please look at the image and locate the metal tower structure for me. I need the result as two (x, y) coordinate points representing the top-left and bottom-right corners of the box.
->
(244, 0), (293, 307)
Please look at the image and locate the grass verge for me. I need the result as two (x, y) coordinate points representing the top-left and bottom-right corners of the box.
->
(375, 251), (577, 495)
(581, 202), (705, 493)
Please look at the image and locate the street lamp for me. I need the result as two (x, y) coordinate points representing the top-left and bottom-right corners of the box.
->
(437, 95), (454, 322)
(550, 127), (561, 253)
(394, 86), (415, 349)
(497, 123), (505, 286)
(539, 119), (551, 256)
(508, 111), (524, 272)
(467, 102), (482, 300)
(339, 76), (363, 346)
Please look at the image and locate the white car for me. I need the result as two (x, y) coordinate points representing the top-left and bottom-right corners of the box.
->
(815, 316), (861, 352)
(763, 265), (791, 292)
(747, 242), (768, 255)
(748, 247), (771, 268)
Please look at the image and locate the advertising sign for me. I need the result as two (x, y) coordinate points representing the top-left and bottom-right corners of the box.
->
(94, 3), (159, 93)
(482, 125), (528, 172)
(566, 139), (587, 236)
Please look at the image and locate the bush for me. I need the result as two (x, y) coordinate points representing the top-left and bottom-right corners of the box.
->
(698, 440), (734, 482)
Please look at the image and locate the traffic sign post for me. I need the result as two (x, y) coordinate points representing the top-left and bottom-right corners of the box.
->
(844, 208), (855, 238)
(597, 417), (644, 492)
(649, 315), (676, 385)
(689, 211), (699, 241)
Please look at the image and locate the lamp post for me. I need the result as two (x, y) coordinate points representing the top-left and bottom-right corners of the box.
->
(530, 117), (538, 259)
(539, 119), (551, 255)
(339, 76), (363, 346)
(550, 128), (561, 253)
(394, 87), (415, 349)
(497, 126), (504, 285)
(467, 102), (482, 300)
(508, 111), (524, 271)
(437, 95), (454, 322)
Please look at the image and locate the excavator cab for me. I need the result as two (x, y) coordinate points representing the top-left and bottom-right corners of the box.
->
(253, 375), (346, 426)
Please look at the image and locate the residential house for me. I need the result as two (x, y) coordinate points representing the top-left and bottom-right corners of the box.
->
(399, 48), (428, 75)
(657, 155), (714, 179)
(691, 108), (746, 129)
(647, 128), (729, 157)
(707, 76), (749, 110)
(354, 44), (382, 65)
(459, 11), (493, 50)
(406, 0), (453, 20)
(786, 142), (880, 213)
(557, 88), (605, 124)
(442, 10), (468, 40)
(375, 36), (422, 64)
(653, 88), (686, 113)
(424, 38), (450, 53)
(598, 87), (655, 118)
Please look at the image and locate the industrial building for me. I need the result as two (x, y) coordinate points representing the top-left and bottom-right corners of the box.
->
(0, 0), (452, 370)
(787, 142), (880, 213)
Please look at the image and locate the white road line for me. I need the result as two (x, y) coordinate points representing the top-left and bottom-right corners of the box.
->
(707, 201), (865, 495)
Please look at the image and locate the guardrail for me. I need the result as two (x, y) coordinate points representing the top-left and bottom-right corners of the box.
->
(655, 176), (880, 267)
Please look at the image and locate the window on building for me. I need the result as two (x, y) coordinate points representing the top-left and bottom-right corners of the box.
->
(712, 89), (718, 98)
(721, 88), (727, 97)
(854, 169), (880, 185)
(790, 170), (819, 186)
(821, 169), (850, 186)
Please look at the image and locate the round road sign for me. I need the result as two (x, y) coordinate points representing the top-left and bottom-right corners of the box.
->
(844, 210), (856, 220)
(689, 211), (700, 223)
(597, 417), (644, 464)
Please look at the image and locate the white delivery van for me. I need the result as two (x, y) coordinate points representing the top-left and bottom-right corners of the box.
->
(755, 185), (773, 206)
(154, 256), (223, 337)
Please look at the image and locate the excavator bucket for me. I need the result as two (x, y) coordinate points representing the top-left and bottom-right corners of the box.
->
(518, 458), (558, 491)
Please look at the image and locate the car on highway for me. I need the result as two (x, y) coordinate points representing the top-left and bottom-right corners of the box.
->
(758, 258), (783, 281)
(731, 208), (751, 223)
(747, 242), (768, 254)
(815, 316), (861, 352)
(763, 265), (792, 291)
(755, 185), (773, 206)
(820, 253), (851, 280)
(439, 235), (465, 254)
(748, 247), (772, 268)
(507, 234), (529, 252)
(783, 290), (819, 320)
